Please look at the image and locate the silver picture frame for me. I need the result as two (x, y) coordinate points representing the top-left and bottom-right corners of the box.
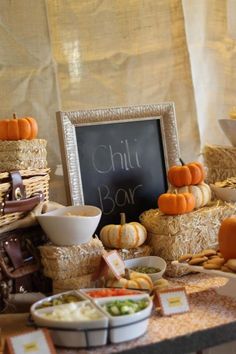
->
(56, 103), (180, 206)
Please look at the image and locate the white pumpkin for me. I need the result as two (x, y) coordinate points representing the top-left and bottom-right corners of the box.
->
(168, 182), (211, 209)
(100, 213), (147, 249)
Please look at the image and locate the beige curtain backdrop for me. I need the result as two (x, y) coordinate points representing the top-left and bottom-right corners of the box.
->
(0, 0), (235, 204)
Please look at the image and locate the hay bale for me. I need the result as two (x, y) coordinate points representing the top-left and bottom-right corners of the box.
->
(140, 201), (236, 276)
(53, 274), (95, 294)
(203, 144), (236, 183)
(0, 139), (47, 171)
(39, 237), (104, 280)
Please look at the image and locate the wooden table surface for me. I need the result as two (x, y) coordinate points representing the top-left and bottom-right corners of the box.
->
(1, 273), (236, 354)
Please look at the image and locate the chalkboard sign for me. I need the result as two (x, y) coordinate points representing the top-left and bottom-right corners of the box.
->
(57, 104), (180, 229)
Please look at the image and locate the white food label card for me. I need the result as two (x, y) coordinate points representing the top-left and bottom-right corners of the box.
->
(4, 329), (56, 354)
(103, 250), (125, 279)
(157, 287), (190, 316)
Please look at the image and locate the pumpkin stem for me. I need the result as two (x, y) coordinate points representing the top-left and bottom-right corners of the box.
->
(179, 157), (185, 166)
(13, 113), (17, 119)
(120, 213), (126, 225)
(125, 268), (131, 280)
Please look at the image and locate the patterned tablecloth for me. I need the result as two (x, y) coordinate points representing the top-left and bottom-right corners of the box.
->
(1, 273), (236, 354)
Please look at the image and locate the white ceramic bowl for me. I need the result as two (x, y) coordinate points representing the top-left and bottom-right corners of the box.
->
(95, 294), (152, 344)
(210, 184), (236, 202)
(31, 290), (87, 310)
(37, 205), (102, 246)
(30, 291), (108, 348)
(124, 256), (167, 282)
(31, 290), (153, 347)
(218, 119), (236, 146)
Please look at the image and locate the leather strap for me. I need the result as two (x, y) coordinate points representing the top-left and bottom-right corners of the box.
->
(1, 170), (44, 215)
(0, 237), (40, 279)
(0, 259), (39, 279)
(3, 193), (44, 214)
(3, 238), (24, 269)
(9, 171), (26, 200)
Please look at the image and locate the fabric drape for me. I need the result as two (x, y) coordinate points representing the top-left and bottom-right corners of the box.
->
(0, 0), (234, 204)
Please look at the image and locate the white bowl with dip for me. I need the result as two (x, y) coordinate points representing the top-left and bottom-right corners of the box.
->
(124, 256), (167, 282)
(31, 290), (153, 347)
(37, 205), (102, 246)
(30, 291), (108, 348)
(95, 293), (153, 344)
(210, 183), (236, 202)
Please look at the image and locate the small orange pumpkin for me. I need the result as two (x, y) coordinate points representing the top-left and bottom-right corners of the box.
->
(0, 113), (38, 140)
(218, 216), (236, 260)
(158, 192), (195, 215)
(168, 159), (205, 187)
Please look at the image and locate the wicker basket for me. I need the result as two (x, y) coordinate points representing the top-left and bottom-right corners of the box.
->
(0, 169), (50, 227)
(0, 139), (47, 172)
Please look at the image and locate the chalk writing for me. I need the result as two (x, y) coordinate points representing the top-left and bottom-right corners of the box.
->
(92, 139), (141, 173)
(98, 184), (143, 215)
(74, 117), (167, 228)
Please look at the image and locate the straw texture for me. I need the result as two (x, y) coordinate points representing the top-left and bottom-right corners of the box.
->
(53, 274), (95, 294)
(140, 201), (236, 276)
(39, 237), (105, 280)
(203, 144), (236, 184)
(0, 139), (47, 172)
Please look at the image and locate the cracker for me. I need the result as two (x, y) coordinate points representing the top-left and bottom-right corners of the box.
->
(206, 258), (225, 266)
(189, 256), (208, 265)
(192, 253), (205, 259)
(201, 249), (217, 257)
(203, 263), (221, 270)
(225, 259), (236, 271)
(221, 265), (234, 273)
(179, 254), (192, 262)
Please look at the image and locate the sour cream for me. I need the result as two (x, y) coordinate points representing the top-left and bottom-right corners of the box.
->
(41, 302), (104, 321)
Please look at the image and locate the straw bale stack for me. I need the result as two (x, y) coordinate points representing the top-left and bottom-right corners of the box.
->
(140, 201), (236, 277)
(39, 237), (104, 281)
(0, 139), (47, 171)
(53, 274), (95, 294)
(203, 144), (236, 184)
